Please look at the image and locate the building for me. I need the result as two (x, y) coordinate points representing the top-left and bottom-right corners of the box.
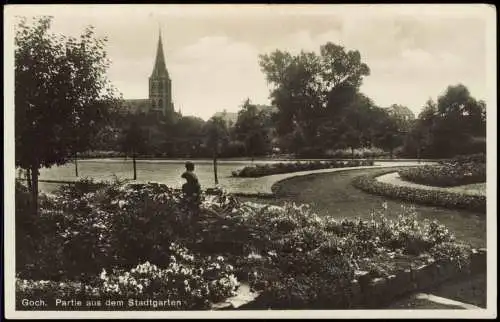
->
(385, 104), (416, 122)
(122, 30), (175, 118)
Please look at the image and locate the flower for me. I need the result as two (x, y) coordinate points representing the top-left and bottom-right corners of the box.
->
(100, 269), (108, 281)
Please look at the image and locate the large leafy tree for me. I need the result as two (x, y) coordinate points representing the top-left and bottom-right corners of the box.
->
(15, 16), (119, 211)
(402, 84), (486, 158)
(166, 116), (207, 157)
(234, 99), (273, 159)
(432, 84), (486, 157)
(259, 42), (370, 153)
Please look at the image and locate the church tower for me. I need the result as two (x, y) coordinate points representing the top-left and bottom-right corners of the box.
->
(149, 29), (174, 116)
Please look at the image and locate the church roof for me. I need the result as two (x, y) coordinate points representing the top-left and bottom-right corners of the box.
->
(150, 30), (169, 78)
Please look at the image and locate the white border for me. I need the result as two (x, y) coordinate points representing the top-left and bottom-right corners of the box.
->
(3, 4), (497, 319)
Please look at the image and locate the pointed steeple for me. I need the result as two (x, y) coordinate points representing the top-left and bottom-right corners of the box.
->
(151, 28), (168, 78)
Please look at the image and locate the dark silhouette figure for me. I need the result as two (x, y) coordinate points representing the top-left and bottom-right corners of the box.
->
(181, 161), (201, 205)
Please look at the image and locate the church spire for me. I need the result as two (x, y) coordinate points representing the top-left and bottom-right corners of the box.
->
(151, 28), (168, 78)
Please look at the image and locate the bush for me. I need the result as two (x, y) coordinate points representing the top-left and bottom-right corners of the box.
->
(16, 244), (239, 310)
(352, 170), (486, 213)
(232, 160), (374, 178)
(16, 178), (473, 310)
(227, 201), (466, 309)
(325, 147), (390, 159)
(399, 154), (486, 187)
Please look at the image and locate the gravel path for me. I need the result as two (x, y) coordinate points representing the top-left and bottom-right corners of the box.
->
(376, 172), (486, 197)
(37, 161), (431, 196)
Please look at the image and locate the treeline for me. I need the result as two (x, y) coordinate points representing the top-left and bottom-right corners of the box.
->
(91, 100), (277, 159)
(94, 43), (486, 160)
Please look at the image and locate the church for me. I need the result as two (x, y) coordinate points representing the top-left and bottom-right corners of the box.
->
(122, 30), (177, 119)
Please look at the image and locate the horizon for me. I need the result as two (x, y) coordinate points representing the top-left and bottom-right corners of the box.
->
(6, 4), (493, 121)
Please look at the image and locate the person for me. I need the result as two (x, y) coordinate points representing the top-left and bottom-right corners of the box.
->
(181, 161), (201, 199)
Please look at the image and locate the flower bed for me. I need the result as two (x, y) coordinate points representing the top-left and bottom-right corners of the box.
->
(399, 154), (486, 187)
(16, 178), (478, 310)
(352, 169), (486, 213)
(325, 147), (390, 159)
(232, 160), (374, 178)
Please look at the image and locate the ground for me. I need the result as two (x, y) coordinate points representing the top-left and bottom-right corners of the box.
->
(240, 167), (486, 248)
(32, 163), (488, 309)
(239, 167), (487, 309)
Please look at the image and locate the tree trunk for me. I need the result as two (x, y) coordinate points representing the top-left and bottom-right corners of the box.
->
(417, 143), (421, 164)
(213, 152), (219, 185)
(26, 168), (32, 191)
(30, 164), (39, 215)
(74, 151), (79, 177)
(133, 152), (137, 180)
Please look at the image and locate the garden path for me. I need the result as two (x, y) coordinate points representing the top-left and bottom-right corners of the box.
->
(223, 161), (429, 196)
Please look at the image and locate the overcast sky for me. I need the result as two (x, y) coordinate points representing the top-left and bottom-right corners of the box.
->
(7, 4), (495, 120)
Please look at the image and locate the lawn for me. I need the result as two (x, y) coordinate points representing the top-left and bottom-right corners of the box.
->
(239, 168), (486, 248)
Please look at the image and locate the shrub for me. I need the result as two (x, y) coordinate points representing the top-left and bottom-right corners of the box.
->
(232, 160), (374, 177)
(16, 178), (474, 310)
(352, 170), (486, 213)
(16, 243), (239, 310)
(325, 147), (390, 159)
(399, 153), (486, 187)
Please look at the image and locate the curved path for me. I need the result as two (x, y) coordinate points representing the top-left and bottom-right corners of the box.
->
(376, 172), (486, 197)
(240, 167), (486, 248)
(225, 161), (429, 196)
(38, 161), (431, 196)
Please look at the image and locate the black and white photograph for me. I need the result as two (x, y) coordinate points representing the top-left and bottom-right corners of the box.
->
(3, 4), (497, 319)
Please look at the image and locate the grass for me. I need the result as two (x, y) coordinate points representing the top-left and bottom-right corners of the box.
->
(239, 167), (486, 249)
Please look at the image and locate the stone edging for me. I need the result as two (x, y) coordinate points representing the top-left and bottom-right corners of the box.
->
(351, 169), (486, 213)
(349, 248), (487, 309)
(215, 248), (487, 310)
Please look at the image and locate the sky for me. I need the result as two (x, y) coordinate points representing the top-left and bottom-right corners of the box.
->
(6, 4), (495, 120)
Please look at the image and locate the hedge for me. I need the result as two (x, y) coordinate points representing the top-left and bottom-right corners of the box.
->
(399, 153), (486, 187)
(352, 170), (486, 213)
(232, 160), (374, 178)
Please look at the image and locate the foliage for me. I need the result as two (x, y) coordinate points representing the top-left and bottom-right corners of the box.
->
(16, 178), (473, 309)
(233, 99), (274, 157)
(400, 85), (486, 158)
(352, 170), (486, 213)
(399, 156), (486, 187)
(232, 160), (374, 178)
(324, 147), (390, 159)
(15, 16), (120, 207)
(16, 244), (239, 310)
(259, 43), (371, 152)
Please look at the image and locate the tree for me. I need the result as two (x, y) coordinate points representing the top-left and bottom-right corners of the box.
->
(413, 85), (487, 158)
(121, 120), (147, 180)
(259, 42), (370, 153)
(204, 115), (229, 185)
(15, 16), (118, 213)
(169, 116), (206, 157)
(234, 99), (273, 159)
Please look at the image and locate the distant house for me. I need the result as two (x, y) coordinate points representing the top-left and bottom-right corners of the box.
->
(212, 105), (278, 128)
(213, 111), (238, 127)
(385, 104), (416, 122)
